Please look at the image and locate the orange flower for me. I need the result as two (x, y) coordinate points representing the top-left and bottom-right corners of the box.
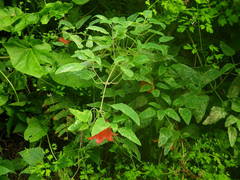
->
(88, 128), (117, 144)
(58, 37), (71, 45)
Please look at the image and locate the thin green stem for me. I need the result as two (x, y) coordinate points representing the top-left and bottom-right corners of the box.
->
(187, 31), (203, 66)
(46, 135), (57, 161)
(0, 70), (19, 102)
(0, 56), (9, 59)
(99, 64), (117, 113)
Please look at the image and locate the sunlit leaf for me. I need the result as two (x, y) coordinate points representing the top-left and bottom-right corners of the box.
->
(111, 103), (140, 125)
(228, 126), (237, 147)
(91, 118), (110, 136)
(4, 38), (55, 78)
(202, 106), (227, 125)
(24, 118), (47, 142)
(19, 147), (44, 165)
(118, 127), (141, 146)
(179, 108), (192, 125)
(165, 108), (180, 122)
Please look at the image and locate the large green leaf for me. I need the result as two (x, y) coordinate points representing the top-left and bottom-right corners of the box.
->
(69, 108), (92, 122)
(0, 7), (23, 32)
(228, 126), (237, 147)
(118, 127), (141, 146)
(140, 42), (169, 56)
(86, 26), (109, 35)
(231, 98), (240, 112)
(174, 93), (209, 123)
(19, 147), (44, 166)
(55, 63), (85, 74)
(159, 36), (174, 42)
(0, 95), (8, 106)
(68, 109), (92, 132)
(13, 13), (39, 33)
(111, 103), (140, 125)
(119, 138), (141, 161)
(158, 127), (173, 147)
(202, 106), (227, 125)
(225, 115), (239, 127)
(172, 64), (202, 89)
(91, 118), (110, 136)
(220, 41), (235, 56)
(24, 118), (47, 143)
(202, 64), (234, 87)
(3, 38), (56, 78)
(227, 76), (240, 98)
(165, 108), (180, 122)
(51, 69), (94, 88)
(39, 1), (73, 24)
(179, 108), (192, 125)
(0, 166), (13, 176)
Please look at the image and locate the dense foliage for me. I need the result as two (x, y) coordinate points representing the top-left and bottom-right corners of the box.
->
(0, 0), (240, 179)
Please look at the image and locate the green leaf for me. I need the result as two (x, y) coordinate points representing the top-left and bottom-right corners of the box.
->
(158, 127), (173, 147)
(231, 98), (240, 112)
(140, 43), (168, 56)
(0, 166), (13, 176)
(139, 107), (156, 120)
(86, 35), (93, 48)
(120, 138), (141, 161)
(227, 76), (240, 98)
(111, 103), (140, 125)
(225, 115), (239, 127)
(19, 147), (44, 166)
(220, 41), (235, 56)
(202, 106), (227, 125)
(179, 108), (192, 125)
(72, 0), (90, 5)
(68, 109), (92, 132)
(165, 108), (180, 122)
(0, 7), (23, 32)
(161, 93), (171, 105)
(87, 26), (109, 35)
(120, 66), (134, 77)
(173, 93), (209, 123)
(67, 34), (84, 49)
(118, 127), (141, 146)
(159, 36), (174, 42)
(39, 2), (73, 24)
(91, 118), (110, 136)
(151, 89), (160, 97)
(202, 64), (234, 87)
(228, 126), (237, 147)
(24, 118), (47, 143)
(172, 64), (202, 89)
(51, 69), (94, 88)
(236, 120), (240, 132)
(142, 10), (152, 19)
(69, 108), (92, 122)
(75, 15), (91, 29)
(3, 38), (55, 78)
(13, 13), (39, 33)
(0, 95), (8, 106)
(55, 63), (85, 74)
(157, 110), (165, 121)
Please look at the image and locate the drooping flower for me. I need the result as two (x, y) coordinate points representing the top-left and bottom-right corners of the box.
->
(58, 37), (71, 45)
(88, 128), (117, 144)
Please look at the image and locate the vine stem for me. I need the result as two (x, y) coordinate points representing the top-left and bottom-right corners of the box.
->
(46, 135), (57, 161)
(99, 64), (117, 113)
(0, 70), (19, 102)
(0, 56), (9, 59)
